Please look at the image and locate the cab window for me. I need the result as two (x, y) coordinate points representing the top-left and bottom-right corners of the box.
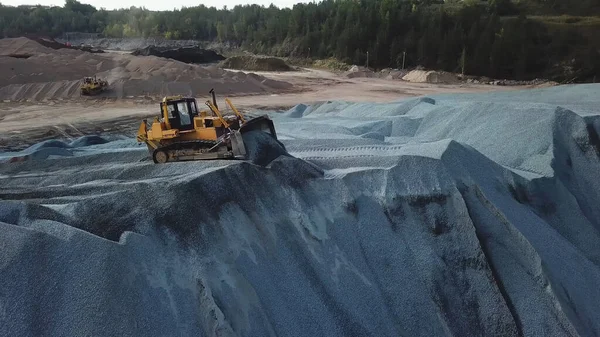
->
(191, 101), (199, 115)
(177, 102), (191, 125)
(167, 104), (176, 118)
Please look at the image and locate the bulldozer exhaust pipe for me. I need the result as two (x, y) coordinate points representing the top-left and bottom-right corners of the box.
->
(209, 88), (218, 110)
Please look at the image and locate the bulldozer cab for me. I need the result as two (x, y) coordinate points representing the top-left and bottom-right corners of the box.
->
(161, 97), (199, 131)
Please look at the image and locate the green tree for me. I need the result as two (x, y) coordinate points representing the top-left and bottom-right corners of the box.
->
(0, 0), (597, 81)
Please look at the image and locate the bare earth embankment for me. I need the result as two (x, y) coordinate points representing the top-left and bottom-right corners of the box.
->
(0, 37), (532, 150)
(0, 37), (292, 102)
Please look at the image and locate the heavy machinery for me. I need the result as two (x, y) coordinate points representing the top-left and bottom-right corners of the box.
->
(80, 76), (108, 95)
(136, 89), (278, 163)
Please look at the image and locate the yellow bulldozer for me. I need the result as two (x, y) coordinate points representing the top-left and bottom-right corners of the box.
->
(80, 76), (108, 96)
(136, 89), (278, 163)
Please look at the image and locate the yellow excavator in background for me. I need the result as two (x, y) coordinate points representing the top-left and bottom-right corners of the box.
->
(136, 89), (278, 163)
(80, 76), (108, 96)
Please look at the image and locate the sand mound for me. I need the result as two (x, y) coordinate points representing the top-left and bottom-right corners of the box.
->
(345, 71), (377, 78)
(347, 65), (367, 72)
(345, 70), (377, 79)
(402, 69), (460, 84)
(343, 66), (408, 80)
(0, 37), (55, 56)
(219, 55), (292, 72)
(0, 38), (293, 101)
(381, 69), (408, 80)
(344, 65), (375, 78)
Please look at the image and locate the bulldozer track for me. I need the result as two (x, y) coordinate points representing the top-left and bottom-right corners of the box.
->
(292, 145), (404, 152)
(291, 144), (405, 155)
(302, 154), (389, 160)
(160, 140), (219, 151)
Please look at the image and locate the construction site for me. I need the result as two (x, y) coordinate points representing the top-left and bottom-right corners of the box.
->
(1, 35), (600, 337)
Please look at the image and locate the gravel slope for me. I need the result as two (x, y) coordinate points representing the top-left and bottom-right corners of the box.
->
(1, 84), (599, 337)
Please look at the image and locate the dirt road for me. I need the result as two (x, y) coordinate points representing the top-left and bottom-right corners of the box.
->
(230, 68), (519, 107)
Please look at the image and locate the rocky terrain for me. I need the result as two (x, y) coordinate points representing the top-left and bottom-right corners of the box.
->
(1, 84), (599, 337)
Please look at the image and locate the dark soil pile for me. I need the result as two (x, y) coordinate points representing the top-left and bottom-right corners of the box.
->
(131, 45), (225, 64)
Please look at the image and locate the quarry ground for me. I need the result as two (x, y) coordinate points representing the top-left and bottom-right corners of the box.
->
(0, 67), (520, 151)
(0, 36), (537, 150)
(2, 38), (600, 337)
(2, 83), (600, 337)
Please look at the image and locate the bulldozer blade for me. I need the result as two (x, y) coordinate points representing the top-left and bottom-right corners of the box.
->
(239, 115), (278, 139)
(230, 131), (247, 159)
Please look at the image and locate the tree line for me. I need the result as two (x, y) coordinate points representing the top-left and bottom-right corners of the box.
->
(1, 0), (599, 81)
